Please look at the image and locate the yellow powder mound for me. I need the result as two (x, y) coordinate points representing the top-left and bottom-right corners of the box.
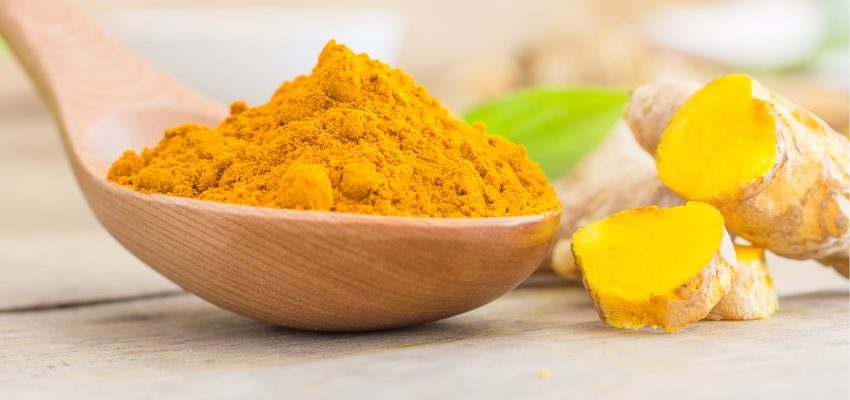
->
(108, 40), (559, 218)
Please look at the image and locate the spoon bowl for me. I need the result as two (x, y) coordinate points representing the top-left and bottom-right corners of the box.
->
(0, 0), (560, 330)
(90, 178), (559, 331)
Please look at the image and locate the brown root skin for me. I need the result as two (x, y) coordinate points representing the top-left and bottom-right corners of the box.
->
(706, 245), (779, 320)
(626, 77), (850, 278)
(551, 123), (682, 280)
(576, 228), (736, 333)
(626, 79), (700, 155)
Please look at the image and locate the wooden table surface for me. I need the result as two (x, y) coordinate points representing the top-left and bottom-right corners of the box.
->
(1, 58), (848, 399)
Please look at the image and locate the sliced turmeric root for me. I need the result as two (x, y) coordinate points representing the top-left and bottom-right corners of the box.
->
(706, 245), (779, 321)
(572, 201), (735, 332)
(655, 75), (779, 202)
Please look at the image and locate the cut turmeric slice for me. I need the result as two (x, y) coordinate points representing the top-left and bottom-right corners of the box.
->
(656, 74), (778, 201)
(572, 201), (735, 332)
(706, 245), (779, 321)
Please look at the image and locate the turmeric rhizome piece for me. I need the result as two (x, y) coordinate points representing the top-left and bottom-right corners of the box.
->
(572, 202), (734, 333)
(706, 245), (778, 321)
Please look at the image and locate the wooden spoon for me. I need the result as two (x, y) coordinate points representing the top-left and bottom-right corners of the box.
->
(0, 0), (560, 331)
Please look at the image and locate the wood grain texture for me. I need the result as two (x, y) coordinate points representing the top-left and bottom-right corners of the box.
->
(1, 282), (847, 400)
(0, 0), (560, 330)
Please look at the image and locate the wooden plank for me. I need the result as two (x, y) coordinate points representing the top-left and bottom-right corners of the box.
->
(0, 283), (846, 399)
(0, 158), (104, 233)
(0, 229), (180, 312)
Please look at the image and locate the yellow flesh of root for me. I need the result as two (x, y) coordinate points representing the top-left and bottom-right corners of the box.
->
(573, 202), (724, 302)
(734, 244), (764, 262)
(656, 74), (778, 201)
(732, 244), (775, 294)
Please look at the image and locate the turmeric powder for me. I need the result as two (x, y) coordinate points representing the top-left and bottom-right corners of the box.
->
(108, 41), (559, 217)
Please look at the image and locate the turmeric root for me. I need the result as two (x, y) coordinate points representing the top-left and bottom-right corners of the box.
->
(627, 74), (850, 277)
(551, 123), (682, 279)
(572, 202), (735, 332)
(706, 245), (779, 321)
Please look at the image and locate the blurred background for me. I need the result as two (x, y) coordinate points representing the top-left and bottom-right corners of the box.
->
(3, 0), (846, 126)
(0, 0), (847, 305)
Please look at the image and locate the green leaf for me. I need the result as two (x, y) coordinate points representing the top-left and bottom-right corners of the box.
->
(464, 86), (628, 179)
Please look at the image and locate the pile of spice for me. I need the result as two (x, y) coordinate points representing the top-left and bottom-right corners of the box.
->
(108, 41), (560, 217)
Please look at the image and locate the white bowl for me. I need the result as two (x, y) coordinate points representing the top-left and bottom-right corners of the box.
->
(95, 7), (403, 105)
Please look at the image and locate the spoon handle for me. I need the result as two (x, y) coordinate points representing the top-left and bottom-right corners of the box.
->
(0, 0), (219, 139)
